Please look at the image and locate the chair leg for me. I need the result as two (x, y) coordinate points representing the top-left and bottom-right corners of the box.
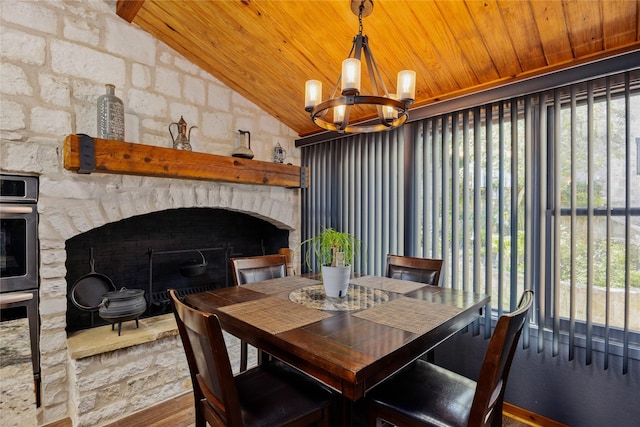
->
(320, 406), (331, 427)
(258, 349), (271, 365)
(195, 403), (206, 427)
(240, 341), (248, 372)
(368, 403), (379, 427)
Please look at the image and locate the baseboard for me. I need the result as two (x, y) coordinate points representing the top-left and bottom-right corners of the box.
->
(504, 402), (568, 427)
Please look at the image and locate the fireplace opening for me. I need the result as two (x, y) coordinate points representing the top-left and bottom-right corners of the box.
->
(65, 208), (288, 332)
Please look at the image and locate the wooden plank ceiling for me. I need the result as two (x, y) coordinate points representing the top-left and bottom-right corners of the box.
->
(117, 0), (640, 137)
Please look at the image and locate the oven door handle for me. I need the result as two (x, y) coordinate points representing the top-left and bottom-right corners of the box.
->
(0, 205), (34, 214)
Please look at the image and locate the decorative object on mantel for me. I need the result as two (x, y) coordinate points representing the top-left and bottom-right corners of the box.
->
(97, 83), (124, 141)
(63, 134), (309, 188)
(232, 129), (254, 159)
(273, 143), (287, 163)
(169, 115), (197, 151)
(304, 0), (416, 134)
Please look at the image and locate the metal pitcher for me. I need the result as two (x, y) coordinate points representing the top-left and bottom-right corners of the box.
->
(273, 143), (287, 163)
(169, 116), (197, 151)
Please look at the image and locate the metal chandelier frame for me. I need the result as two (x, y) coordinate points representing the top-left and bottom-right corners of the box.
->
(304, 0), (415, 133)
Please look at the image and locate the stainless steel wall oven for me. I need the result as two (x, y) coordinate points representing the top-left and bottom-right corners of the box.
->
(0, 174), (40, 406)
(0, 174), (38, 292)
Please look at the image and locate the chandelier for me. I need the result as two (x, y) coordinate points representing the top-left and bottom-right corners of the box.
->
(304, 0), (416, 133)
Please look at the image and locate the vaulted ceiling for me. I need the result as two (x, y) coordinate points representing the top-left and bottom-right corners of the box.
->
(117, 0), (640, 137)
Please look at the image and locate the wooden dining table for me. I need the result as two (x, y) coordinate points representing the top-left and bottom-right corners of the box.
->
(185, 275), (489, 424)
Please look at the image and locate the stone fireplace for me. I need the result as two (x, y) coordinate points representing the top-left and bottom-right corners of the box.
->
(37, 174), (300, 426)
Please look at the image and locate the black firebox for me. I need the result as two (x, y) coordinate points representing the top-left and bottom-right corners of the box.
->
(65, 208), (288, 332)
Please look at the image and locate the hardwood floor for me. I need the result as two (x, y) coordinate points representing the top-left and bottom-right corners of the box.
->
(100, 392), (548, 427)
(103, 393), (194, 427)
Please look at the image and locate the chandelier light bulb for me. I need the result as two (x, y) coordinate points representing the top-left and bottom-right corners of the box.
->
(341, 58), (361, 95)
(397, 70), (416, 101)
(334, 104), (346, 125)
(305, 80), (323, 110)
(383, 94), (399, 122)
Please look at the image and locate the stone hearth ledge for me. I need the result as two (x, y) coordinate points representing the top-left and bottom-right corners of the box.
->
(67, 314), (178, 359)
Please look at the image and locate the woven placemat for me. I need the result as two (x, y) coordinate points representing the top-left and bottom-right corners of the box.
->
(242, 276), (321, 294)
(218, 296), (332, 334)
(353, 296), (463, 334)
(349, 275), (428, 294)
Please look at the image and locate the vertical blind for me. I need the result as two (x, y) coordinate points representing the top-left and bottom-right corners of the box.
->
(408, 101), (532, 340)
(301, 131), (406, 275)
(544, 71), (640, 373)
(301, 68), (639, 373)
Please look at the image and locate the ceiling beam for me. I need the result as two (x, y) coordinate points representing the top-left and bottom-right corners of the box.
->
(116, 0), (145, 23)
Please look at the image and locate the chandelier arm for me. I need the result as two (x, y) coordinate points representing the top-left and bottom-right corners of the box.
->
(339, 105), (352, 132)
(354, 34), (364, 61)
(330, 76), (342, 99)
(361, 40), (390, 122)
(367, 44), (390, 96)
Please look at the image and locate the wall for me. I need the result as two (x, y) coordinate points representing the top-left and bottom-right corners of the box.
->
(435, 326), (640, 426)
(0, 1), (302, 425)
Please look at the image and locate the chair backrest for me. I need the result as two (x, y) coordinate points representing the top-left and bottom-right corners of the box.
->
(230, 254), (287, 285)
(385, 254), (444, 285)
(278, 247), (296, 276)
(169, 289), (243, 426)
(468, 289), (534, 427)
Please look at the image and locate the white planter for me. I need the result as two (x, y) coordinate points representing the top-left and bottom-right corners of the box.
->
(321, 265), (351, 298)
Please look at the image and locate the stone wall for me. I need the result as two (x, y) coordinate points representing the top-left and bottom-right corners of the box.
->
(0, 1), (301, 425)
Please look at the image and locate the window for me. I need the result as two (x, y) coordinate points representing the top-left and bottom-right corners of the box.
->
(546, 74), (640, 372)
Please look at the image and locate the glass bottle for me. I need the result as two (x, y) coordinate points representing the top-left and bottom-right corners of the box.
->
(97, 84), (124, 141)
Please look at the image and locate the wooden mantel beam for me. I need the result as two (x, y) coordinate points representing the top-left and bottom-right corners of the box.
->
(63, 135), (308, 189)
(116, 0), (145, 23)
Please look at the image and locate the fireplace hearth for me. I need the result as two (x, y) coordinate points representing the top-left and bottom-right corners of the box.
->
(65, 207), (288, 332)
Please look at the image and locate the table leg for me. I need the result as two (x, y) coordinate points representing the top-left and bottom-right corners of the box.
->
(338, 396), (370, 427)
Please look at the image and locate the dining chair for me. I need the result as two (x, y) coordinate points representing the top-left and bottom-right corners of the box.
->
(169, 289), (335, 427)
(366, 289), (534, 427)
(385, 255), (443, 286)
(230, 254), (287, 371)
(231, 254), (287, 286)
(386, 254), (444, 364)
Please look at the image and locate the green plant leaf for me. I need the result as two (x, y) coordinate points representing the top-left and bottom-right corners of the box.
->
(299, 227), (361, 271)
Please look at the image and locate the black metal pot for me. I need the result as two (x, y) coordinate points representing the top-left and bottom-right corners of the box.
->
(179, 250), (207, 277)
(98, 287), (146, 335)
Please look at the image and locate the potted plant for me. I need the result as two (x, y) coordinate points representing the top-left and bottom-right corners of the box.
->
(300, 227), (361, 298)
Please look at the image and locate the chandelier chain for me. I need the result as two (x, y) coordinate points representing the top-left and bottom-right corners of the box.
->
(358, 1), (364, 35)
